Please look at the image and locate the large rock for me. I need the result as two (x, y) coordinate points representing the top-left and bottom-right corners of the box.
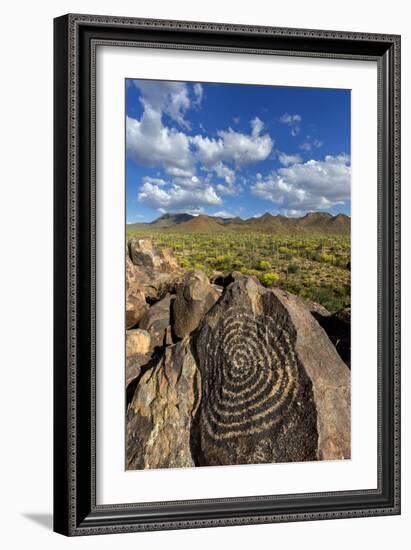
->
(126, 329), (151, 356)
(139, 294), (174, 350)
(172, 270), (220, 338)
(127, 237), (184, 302)
(128, 237), (180, 273)
(126, 339), (201, 470)
(193, 276), (350, 466)
(126, 256), (148, 329)
(126, 353), (152, 388)
(270, 289), (350, 460)
(137, 270), (182, 303)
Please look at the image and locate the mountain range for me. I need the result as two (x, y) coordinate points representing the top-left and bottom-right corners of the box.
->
(127, 212), (350, 235)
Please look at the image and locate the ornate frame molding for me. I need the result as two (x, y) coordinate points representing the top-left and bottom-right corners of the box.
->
(54, 14), (401, 536)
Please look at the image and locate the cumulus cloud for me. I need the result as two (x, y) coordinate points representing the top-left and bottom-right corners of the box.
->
(213, 162), (236, 185)
(250, 116), (264, 138)
(278, 152), (302, 166)
(251, 154), (350, 211)
(192, 120), (272, 169)
(299, 138), (323, 152)
(141, 176), (167, 186)
(193, 83), (203, 107)
(280, 113), (302, 136)
(138, 181), (222, 210)
(275, 209), (306, 217)
(133, 80), (192, 129)
(126, 108), (195, 177)
(213, 210), (236, 218)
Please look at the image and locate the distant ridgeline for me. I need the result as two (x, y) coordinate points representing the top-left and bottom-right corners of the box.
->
(127, 212), (350, 235)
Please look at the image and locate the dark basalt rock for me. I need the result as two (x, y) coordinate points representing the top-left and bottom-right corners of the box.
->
(139, 294), (174, 350)
(193, 277), (350, 465)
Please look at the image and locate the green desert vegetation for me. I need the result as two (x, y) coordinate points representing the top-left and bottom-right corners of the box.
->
(126, 228), (350, 313)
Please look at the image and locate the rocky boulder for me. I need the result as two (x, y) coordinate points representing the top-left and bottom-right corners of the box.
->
(126, 256), (148, 329)
(268, 288), (351, 460)
(126, 353), (152, 389)
(126, 339), (201, 470)
(127, 237), (184, 302)
(139, 294), (174, 350)
(172, 270), (220, 338)
(126, 329), (151, 356)
(128, 236), (181, 273)
(193, 276), (350, 466)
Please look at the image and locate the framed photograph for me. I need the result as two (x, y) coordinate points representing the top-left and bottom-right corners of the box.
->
(53, 14), (401, 536)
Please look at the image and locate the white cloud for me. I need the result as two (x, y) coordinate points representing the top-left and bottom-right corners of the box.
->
(193, 83), (203, 107)
(250, 116), (264, 138)
(216, 183), (242, 196)
(138, 181), (222, 210)
(185, 207), (205, 216)
(213, 210), (235, 218)
(275, 209), (306, 217)
(299, 138), (323, 152)
(280, 113), (302, 136)
(278, 152), (302, 166)
(192, 122), (272, 169)
(133, 80), (191, 129)
(251, 154), (350, 211)
(142, 176), (167, 186)
(213, 162), (236, 185)
(232, 117), (240, 124)
(126, 109), (195, 177)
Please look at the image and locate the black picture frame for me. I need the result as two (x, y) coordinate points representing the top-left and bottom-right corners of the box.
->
(53, 13), (401, 536)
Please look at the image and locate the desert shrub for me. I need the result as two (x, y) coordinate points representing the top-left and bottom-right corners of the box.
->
(257, 260), (271, 271)
(320, 253), (336, 264)
(279, 246), (291, 255)
(259, 272), (280, 287)
(179, 258), (190, 269)
(240, 267), (260, 277)
(287, 262), (299, 274)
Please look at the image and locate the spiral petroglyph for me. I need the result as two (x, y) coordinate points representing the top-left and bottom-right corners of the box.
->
(201, 307), (298, 440)
(194, 277), (318, 465)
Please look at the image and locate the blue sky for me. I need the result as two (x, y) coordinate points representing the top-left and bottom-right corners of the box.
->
(126, 79), (350, 223)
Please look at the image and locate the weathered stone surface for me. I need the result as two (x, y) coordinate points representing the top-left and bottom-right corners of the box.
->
(160, 247), (180, 271)
(270, 288), (350, 460)
(193, 276), (350, 466)
(127, 238), (184, 302)
(139, 294), (174, 350)
(194, 276), (318, 466)
(128, 237), (181, 272)
(137, 270), (183, 303)
(126, 256), (148, 329)
(172, 270), (220, 338)
(126, 339), (201, 470)
(126, 329), (151, 356)
(126, 353), (151, 388)
(302, 298), (331, 318)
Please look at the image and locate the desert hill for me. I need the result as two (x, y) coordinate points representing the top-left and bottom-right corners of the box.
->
(127, 211), (350, 235)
